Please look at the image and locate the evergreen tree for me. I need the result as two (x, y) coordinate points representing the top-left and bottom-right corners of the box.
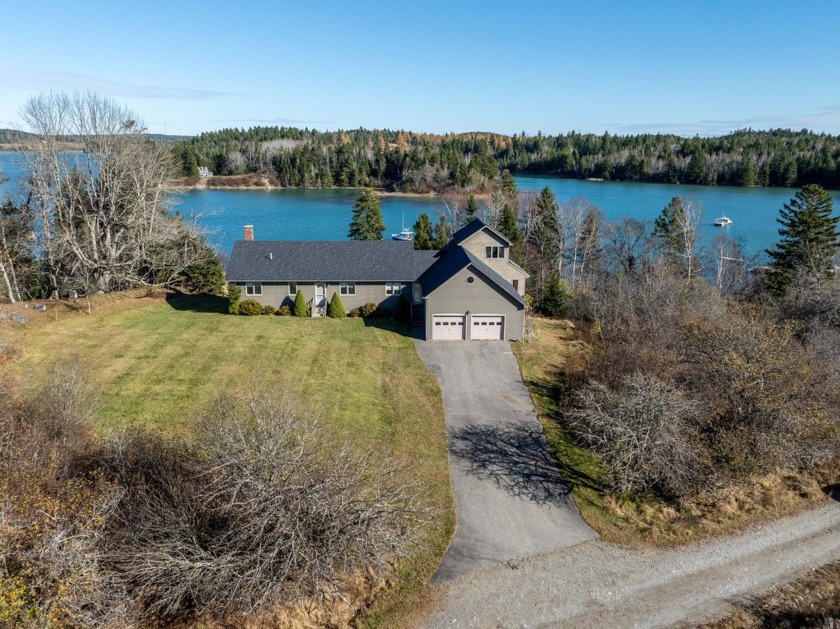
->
(227, 283), (242, 315)
(327, 292), (346, 318)
(766, 184), (840, 293)
(498, 205), (520, 244)
(348, 188), (385, 240)
(529, 186), (561, 261)
(653, 196), (700, 275)
(293, 289), (310, 317)
(432, 215), (449, 249)
(465, 194), (479, 223)
(542, 273), (569, 317)
(685, 151), (707, 184)
(413, 212), (435, 250)
(499, 171), (517, 198)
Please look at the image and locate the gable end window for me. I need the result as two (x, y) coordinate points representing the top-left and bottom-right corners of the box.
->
(288, 282), (298, 295)
(386, 282), (401, 295)
(245, 283), (262, 296)
(485, 245), (505, 259)
(340, 283), (356, 296)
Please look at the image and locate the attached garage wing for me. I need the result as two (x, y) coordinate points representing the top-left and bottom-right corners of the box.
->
(471, 315), (505, 340)
(432, 315), (466, 340)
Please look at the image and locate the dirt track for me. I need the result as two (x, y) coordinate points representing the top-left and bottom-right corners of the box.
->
(423, 501), (840, 628)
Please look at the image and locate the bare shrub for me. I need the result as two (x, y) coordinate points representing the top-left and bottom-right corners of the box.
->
(571, 373), (710, 497)
(680, 312), (840, 476)
(0, 374), (133, 628)
(103, 389), (430, 622)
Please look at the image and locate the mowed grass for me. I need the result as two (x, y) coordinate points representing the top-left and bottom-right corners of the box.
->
(515, 318), (840, 547)
(0, 292), (454, 624)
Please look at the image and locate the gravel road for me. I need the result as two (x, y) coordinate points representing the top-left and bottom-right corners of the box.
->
(422, 500), (840, 628)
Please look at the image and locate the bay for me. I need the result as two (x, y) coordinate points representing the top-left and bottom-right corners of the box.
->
(3, 152), (839, 258)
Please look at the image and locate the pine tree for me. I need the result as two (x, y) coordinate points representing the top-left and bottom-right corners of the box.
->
(766, 184), (839, 293)
(432, 215), (449, 249)
(227, 283), (242, 315)
(348, 188), (385, 240)
(412, 212), (435, 250)
(653, 196), (700, 276)
(293, 289), (310, 317)
(465, 194), (479, 224)
(498, 205), (520, 244)
(327, 292), (346, 318)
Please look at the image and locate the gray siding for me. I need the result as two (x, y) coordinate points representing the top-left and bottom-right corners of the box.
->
(234, 281), (408, 314)
(461, 230), (528, 295)
(423, 265), (525, 340)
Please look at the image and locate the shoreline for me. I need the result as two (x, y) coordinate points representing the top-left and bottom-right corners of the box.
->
(165, 177), (440, 198)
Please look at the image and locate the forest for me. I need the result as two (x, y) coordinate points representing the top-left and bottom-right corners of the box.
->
(173, 127), (840, 191)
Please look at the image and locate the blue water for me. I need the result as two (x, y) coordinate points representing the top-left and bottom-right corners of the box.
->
(4, 152), (838, 258)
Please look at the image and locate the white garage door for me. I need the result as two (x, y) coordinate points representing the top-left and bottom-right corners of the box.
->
(471, 315), (505, 340)
(432, 315), (466, 340)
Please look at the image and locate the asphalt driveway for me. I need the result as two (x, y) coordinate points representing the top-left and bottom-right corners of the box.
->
(415, 341), (597, 585)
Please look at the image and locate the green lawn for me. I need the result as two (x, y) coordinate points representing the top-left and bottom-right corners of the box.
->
(1, 292), (453, 624)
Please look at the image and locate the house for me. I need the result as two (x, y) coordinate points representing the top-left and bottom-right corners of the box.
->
(225, 219), (529, 340)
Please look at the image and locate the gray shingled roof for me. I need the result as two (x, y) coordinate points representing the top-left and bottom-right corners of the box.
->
(417, 246), (526, 307)
(226, 240), (438, 282)
(447, 218), (510, 248)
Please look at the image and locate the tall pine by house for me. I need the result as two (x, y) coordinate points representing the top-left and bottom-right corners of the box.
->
(412, 212), (435, 250)
(766, 183), (840, 293)
(348, 188), (386, 240)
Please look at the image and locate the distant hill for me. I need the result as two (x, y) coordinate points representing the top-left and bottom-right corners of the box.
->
(0, 129), (192, 147)
(0, 129), (37, 144)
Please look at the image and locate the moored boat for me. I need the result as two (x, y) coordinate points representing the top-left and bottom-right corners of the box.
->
(714, 216), (733, 226)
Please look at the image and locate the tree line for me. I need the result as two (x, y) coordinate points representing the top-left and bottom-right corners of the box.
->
(174, 126), (840, 192)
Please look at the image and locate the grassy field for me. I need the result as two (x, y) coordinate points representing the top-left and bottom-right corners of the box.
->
(0, 291), (454, 625)
(514, 318), (839, 547)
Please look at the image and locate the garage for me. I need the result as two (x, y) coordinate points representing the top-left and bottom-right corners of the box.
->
(470, 315), (505, 340)
(432, 315), (466, 340)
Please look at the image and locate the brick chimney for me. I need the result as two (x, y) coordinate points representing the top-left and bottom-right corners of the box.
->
(244, 225), (254, 241)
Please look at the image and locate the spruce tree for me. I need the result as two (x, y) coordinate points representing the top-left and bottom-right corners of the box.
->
(293, 290), (310, 317)
(766, 184), (839, 293)
(465, 194), (479, 224)
(432, 215), (449, 249)
(327, 292), (346, 318)
(498, 205), (520, 244)
(653, 196), (699, 276)
(412, 212), (435, 250)
(348, 188), (385, 240)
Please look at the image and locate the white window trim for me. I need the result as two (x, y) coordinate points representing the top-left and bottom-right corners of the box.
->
(340, 282), (356, 296)
(386, 282), (401, 295)
(288, 282), (297, 295)
(245, 283), (262, 296)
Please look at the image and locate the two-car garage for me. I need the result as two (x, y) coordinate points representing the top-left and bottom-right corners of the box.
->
(431, 314), (505, 341)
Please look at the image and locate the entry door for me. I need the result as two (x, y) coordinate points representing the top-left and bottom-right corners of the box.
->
(432, 315), (465, 340)
(471, 315), (505, 340)
(315, 283), (327, 316)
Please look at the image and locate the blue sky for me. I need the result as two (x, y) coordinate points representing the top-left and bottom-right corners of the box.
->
(3, 0), (840, 137)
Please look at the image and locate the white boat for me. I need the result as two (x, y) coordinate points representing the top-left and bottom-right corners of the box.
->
(714, 216), (733, 227)
(391, 227), (414, 241)
(391, 214), (414, 241)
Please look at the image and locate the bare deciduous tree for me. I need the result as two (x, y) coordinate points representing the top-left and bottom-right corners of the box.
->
(21, 92), (209, 296)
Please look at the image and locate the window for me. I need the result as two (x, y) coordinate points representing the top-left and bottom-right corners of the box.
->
(245, 283), (262, 296)
(340, 283), (356, 296)
(288, 282), (297, 295)
(466, 275), (475, 285)
(386, 282), (401, 295)
(485, 245), (505, 259)
(512, 279), (519, 291)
